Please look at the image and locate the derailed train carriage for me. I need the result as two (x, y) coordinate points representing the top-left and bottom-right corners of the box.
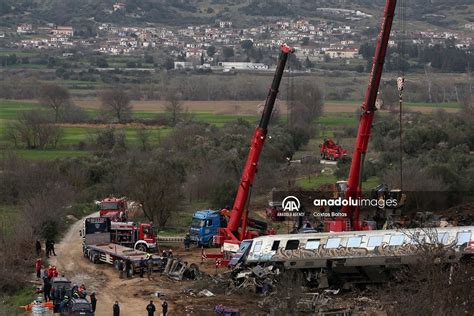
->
(229, 226), (474, 285)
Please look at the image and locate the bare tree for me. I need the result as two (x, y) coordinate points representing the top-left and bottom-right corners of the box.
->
(164, 89), (184, 126)
(100, 89), (132, 122)
(136, 127), (152, 151)
(124, 154), (184, 230)
(4, 110), (62, 149)
(378, 228), (473, 316)
(289, 81), (324, 128)
(38, 84), (71, 122)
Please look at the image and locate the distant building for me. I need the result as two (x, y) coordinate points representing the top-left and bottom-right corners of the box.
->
(325, 48), (359, 59)
(174, 61), (193, 70)
(465, 23), (474, 31)
(50, 26), (74, 37)
(218, 62), (269, 70)
(17, 23), (33, 34)
(218, 21), (233, 28)
(113, 2), (126, 11)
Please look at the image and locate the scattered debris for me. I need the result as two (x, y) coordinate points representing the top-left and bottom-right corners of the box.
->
(214, 304), (240, 316)
(198, 289), (215, 297)
(162, 258), (201, 280)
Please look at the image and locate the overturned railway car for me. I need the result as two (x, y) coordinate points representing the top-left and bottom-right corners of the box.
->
(231, 226), (474, 284)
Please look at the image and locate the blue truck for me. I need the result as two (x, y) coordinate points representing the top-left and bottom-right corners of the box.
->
(189, 209), (268, 247)
(189, 210), (227, 247)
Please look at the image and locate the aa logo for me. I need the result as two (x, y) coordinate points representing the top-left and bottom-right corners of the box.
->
(282, 196), (300, 212)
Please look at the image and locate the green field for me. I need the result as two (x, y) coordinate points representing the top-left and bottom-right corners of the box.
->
(0, 98), (459, 160)
(297, 175), (379, 190)
(0, 100), (38, 119)
(0, 100), (262, 159)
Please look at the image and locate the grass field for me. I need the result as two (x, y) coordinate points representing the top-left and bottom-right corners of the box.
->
(296, 175), (379, 190)
(0, 98), (461, 160)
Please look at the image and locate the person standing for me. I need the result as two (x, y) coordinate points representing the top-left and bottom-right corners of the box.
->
(184, 234), (191, 250)
(35, 258), (42, 279)
(35, 240), (42, 256)
(125, 259), (132, 278)
(146, 254), (153, 281)
(162, 300), (168, 316)
(50, 240), (57, 256)
(90, 292), (97, 313)
(43, 277), (51, 302)
(139, 258), (145, 278)
(146, 300), (156, 316)
(113, 301), (120, 316)
(45, 240), (51, 258)
(117, 260), (124, 279)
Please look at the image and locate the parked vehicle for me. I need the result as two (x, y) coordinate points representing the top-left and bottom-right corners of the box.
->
(51, 277), (72, 313)
(81, 217), (162, 273)
(60, 298), (94, 316)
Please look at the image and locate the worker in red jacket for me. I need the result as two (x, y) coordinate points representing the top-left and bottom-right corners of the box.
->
(35, 259), (42, 279)
(52, 266), (59, 277)
(47, 265), (54, 278)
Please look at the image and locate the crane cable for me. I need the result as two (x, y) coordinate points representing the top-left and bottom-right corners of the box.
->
(397, 0), (407, 191)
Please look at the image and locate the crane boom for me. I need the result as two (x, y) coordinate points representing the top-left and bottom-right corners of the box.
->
(342, 0), (397, 231)
(221, 44), (294, 244)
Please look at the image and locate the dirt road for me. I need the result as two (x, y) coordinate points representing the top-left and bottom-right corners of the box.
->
(48, 213), (240, 315)
(49, 213), (160, 315)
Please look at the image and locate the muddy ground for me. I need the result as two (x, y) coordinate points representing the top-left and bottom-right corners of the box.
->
(44, 212), (392, 316)
(48, 213), (265, 315)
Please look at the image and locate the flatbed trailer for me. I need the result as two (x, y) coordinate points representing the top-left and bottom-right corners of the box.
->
(83, 242), (164, 272)
(81, 217), (164, 273)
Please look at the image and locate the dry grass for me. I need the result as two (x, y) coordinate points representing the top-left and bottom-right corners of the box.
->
(74, 99), (460, 114)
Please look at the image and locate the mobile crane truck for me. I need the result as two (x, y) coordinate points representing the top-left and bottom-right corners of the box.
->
(327, 0), (400, 232)
(192, 44), (294, 264)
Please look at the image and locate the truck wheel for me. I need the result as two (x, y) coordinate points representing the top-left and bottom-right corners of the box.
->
(207, 239), (214, 248)
(136, 244), (147, 252)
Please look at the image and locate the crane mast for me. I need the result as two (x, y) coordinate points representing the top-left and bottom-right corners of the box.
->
(341, 0), (397, 231)
(220, 44), (294, 246)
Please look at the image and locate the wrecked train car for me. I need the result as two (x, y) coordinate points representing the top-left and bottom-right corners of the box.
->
(230, 226), (474, 285)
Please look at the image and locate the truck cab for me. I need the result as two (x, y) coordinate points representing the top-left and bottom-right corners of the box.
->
(110, 221), (157, 252)
(98, 197), (128, 221)
(189, 210), (226, 247)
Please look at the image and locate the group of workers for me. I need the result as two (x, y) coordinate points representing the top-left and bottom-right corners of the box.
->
(34, 238), (180, 314)
(58, 285), (97, 313)
(35, 258), (97, 311)
(35, 239), (57, 258)
(36, 261), (60, 301)
(112, 299), (168, 316)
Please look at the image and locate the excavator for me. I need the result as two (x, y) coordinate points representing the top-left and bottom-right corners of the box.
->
(199, 44), (294, 264)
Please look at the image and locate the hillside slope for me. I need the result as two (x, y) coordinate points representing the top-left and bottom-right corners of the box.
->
(1, 0), (472, 30)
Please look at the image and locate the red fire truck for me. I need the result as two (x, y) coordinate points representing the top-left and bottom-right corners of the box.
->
(97, 196), (128, 221)
(109, 220), (157, 252)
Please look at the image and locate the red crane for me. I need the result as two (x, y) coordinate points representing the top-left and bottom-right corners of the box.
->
(339, 0), (398, 231)
(214, 44), (295, 252)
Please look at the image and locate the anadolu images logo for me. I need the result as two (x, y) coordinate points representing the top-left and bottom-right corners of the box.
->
(282, 195), (301, 212)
